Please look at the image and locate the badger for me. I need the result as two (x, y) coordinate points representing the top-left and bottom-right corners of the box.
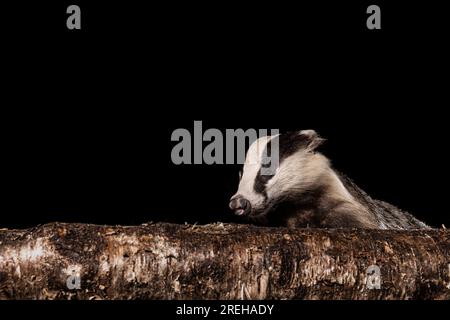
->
(229, 130), (430, 230)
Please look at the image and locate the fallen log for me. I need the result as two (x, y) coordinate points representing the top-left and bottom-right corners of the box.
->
(0, 222), (449, 300)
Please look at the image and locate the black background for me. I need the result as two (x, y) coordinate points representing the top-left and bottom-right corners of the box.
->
(2, 1), (449, 230)
(1, 0), (449, 315)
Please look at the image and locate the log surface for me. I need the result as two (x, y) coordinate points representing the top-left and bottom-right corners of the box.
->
(0, 222), (449, 300)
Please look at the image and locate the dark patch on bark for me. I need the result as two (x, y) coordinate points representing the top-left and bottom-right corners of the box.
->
(178, 259), (227, 299)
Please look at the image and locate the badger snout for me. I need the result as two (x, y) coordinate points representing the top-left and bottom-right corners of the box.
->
(229, 196), (251, 216)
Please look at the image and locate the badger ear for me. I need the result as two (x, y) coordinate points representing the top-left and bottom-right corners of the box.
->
(298, 130), (325, 151)
(277, 130), (325, 159)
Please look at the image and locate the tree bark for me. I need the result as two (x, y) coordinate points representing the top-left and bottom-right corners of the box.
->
(0, 222), (449, 300)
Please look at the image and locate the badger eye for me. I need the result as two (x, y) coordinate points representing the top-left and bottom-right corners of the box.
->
(259, 173), (274, 183)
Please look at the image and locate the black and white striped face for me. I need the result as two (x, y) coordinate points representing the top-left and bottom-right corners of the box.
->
(229, 130), (326, 217)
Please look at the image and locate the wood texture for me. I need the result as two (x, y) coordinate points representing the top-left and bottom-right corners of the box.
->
(0, 222), (449, 300)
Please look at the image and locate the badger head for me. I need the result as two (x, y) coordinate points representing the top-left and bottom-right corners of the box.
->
(229, 130), (328, 218)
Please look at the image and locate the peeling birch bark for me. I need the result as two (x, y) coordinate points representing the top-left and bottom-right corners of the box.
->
(0, 222), (449, 300)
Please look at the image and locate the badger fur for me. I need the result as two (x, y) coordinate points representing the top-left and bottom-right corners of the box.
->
(229, 130), (430, 230)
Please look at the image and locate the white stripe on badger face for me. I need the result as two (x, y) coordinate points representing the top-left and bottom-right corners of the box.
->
(265, 152), (328, 200)
(232, 135), (277, 210)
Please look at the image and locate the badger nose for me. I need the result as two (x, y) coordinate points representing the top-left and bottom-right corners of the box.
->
(229, 196), (251, 216)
